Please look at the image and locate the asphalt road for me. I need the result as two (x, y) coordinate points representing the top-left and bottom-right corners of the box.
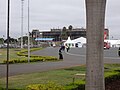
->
(0, 47), (120, 77)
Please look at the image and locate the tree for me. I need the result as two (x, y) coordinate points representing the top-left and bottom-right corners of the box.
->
(85, 0), (106, 90)
(18, 36), (28, 45)
(4, 37), (18, 44)
(68, 25), (73, 31)
(61, 27), (68, 40)
(68, 25), (73, 36)
(0, 38), (4, 44)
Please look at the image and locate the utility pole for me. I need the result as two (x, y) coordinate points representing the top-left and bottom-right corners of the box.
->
(21, 0), (24, 49)
(6, 0), (10, 90)
(85, 0), (106, 90)
(28, 0), (30, 62)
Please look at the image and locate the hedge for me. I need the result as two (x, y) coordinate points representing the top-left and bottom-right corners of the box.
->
(26, 81), (63, 90)
(3, 56), (58, 64)
(105, 71), (120, 84)
(3, 48), (59, 64)
(0, 88), (24, 90)
(16, 48), (43, 56)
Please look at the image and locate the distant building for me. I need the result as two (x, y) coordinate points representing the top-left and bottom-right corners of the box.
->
(32, 29), (40, 38)
(31, 26), (109, 41)
(39, 27), (86, 41)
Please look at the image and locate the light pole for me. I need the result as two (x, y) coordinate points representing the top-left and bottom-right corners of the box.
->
(28, 0), (30, 62)
(6, 0), (10, 89)
(21, 0), (24, 48)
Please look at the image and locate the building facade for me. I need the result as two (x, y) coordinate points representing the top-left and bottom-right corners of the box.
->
(32, 26), (109, 41)
(41, 28), (86, 41)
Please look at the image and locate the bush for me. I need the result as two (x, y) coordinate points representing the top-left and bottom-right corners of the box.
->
(0, 87), (4, 90)
(3, 48), (59, 64)
(64, 71), (120, 90)
(3, 56), (58, 64)
(105, 72), (120, 84)
(64, 80), (85, 90)
(16, 48), (42, 56)
(63, 84), (78, 90)
(26, 81), (63, 90)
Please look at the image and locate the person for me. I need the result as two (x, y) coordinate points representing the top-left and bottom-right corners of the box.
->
(118, 47), (120, 56)
(61, 45), (65, 51)
(66, 46), (70, 52)
(59, 49), (63, 59)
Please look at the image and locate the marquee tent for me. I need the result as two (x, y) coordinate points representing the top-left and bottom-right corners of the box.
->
(64, 37), (75, 48)
(64, 37), (86, 48)
(72, 37), (86, 44)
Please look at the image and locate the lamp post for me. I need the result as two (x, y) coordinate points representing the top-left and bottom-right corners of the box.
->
(28, 0), (30, 62)
(6, 0), (10, 89)
(21, 0), (24, 48)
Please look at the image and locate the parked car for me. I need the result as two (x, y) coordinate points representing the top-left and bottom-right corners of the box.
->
(104, 42), (110, 49)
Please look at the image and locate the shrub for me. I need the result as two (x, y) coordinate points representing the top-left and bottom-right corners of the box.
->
(3, 56), (58, 64)
(3, 48), (59, 64)
(105, 72), (120, 84)
(26, 81), (63, 90)
(0, 87), (4, 90)
(64, 71), (120, 90)
(64, 80), (85, 90)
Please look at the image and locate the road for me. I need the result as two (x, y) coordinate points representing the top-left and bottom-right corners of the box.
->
(0, 47), (120, 77)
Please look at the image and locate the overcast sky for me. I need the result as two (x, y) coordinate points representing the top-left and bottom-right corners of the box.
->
(0, 0), (120, 39)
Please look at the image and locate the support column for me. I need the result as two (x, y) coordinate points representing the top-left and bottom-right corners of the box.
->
(85, 0), (106, 90)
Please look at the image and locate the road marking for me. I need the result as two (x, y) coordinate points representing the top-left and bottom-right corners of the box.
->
(65, 52), (85, 57)
(66, 52), (120, 60)
(104, 57), (120, 60)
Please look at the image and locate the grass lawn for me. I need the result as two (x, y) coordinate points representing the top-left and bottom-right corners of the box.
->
(0, 48), (25, 63)
(0, 65), (86, 89)
(0, 64), (120, 90)
(0, 48), (43, 64)
(0, 48), (120, 89)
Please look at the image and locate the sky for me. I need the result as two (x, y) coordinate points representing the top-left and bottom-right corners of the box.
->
(0, 0), (120, 39)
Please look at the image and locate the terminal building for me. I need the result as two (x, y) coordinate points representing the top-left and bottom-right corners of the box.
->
(32, 26), (109, 41)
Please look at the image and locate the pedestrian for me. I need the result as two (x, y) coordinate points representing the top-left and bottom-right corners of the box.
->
(61, 45), (65, 51)
(66, 46), (70, 52)
(118, 47), (120, 56)
(59, 49), (63, 59)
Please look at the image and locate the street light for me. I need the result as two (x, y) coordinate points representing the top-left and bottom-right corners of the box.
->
(28, 0), (30, 62)
(21, 0), (24, 48)
(6, 0), (10, 90)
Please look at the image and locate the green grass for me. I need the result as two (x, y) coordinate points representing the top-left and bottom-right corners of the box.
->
(104, 64), (120, 77)
(0, 64), (120, 90)
(0, 48), (43, 64)
(0, 48), (25, 63)
(0, 65), (86, 89)
(0, 48), (120, 89)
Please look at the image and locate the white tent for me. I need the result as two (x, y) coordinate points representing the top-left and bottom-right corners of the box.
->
(115, 40), (120, 47)
(64, 37), (75, 48)
(64, 37), (87, 48)
(72, 37), (86, 47)
(72, 37), (86, 44)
